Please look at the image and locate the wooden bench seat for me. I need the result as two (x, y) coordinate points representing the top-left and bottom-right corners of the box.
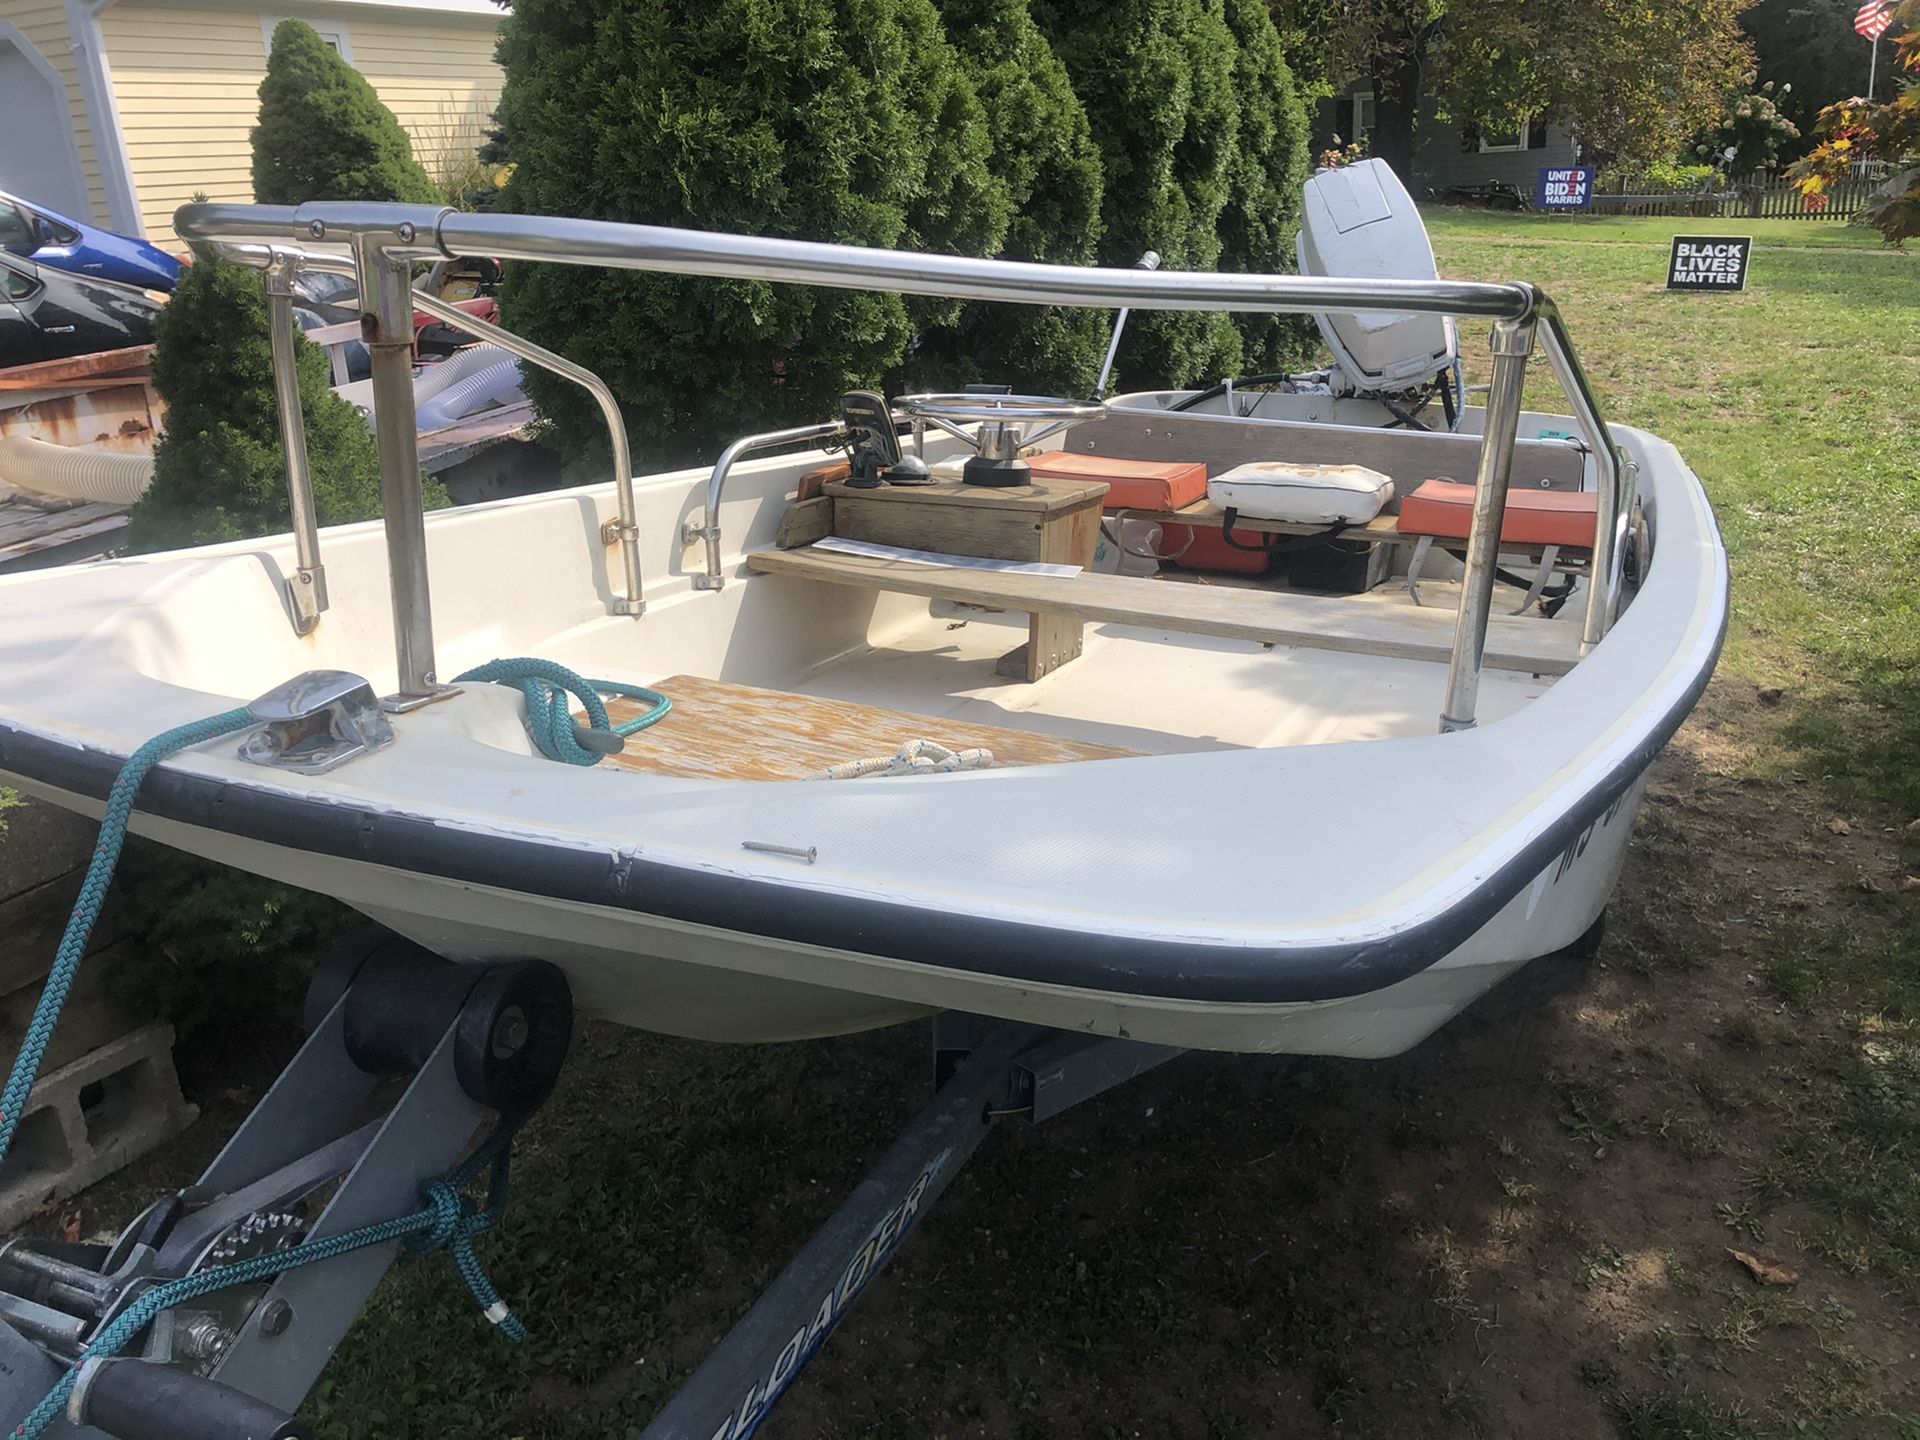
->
(745, 545), (1582, 677)
(600, 674), (1138, 781)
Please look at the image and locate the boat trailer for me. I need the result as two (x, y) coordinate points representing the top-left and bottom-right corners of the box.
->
(0, 930), (1182, 1439)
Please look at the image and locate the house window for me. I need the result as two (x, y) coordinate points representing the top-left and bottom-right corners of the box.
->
(1481, 117), (1552, 153)
(260, 16), (354, 63)
(1350, 91), (1375, 146)
(1479, 120), (1525, 153)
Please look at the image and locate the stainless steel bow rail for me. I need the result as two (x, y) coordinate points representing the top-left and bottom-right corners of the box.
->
(685, 418), (853, 591)
(178, 199), (1632, 727)
(226, 239), (645, 695)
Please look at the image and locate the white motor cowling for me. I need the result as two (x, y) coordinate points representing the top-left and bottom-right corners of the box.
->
(1296, 159), (1457, 395)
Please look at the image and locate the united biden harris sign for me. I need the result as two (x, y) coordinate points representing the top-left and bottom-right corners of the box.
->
(1536, 166), (1595, 210)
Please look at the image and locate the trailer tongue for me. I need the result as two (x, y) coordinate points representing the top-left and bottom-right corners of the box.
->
(0, 931), (1183, 1440)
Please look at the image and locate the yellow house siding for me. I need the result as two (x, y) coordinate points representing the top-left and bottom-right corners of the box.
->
(351, 14), (499, 180)
(0, 0), (108, 224)
(101, 1), (500, 247)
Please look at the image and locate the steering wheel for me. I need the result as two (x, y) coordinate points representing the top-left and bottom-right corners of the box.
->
(896, 392), (1108, 464)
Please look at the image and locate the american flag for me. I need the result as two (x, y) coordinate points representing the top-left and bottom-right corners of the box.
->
(1856, 0), (1895, 40)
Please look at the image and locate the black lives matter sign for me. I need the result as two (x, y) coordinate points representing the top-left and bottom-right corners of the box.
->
(1667, 236), (1752, 292)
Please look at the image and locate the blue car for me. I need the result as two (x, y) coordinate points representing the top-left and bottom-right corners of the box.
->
(0, 191), (184, 293)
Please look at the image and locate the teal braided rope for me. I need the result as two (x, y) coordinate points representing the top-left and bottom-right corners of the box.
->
(0, 684), (578, 1437)
(0, 706), (255, 1167)
(0, 697), (546, 1439)
(455, 658), (671, 766)
(12, 1120), (528, 1440)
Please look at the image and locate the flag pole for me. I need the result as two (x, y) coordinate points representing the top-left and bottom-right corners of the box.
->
(1870, 32), (1879, 100)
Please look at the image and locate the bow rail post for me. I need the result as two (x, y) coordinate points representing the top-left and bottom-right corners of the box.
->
(351, 225), (448, 705)
(394, 287), (646, 617)
(1440, 316), (1536, 732)
(691, 421), (851, 590)
(262, 251), (327, 636)
(1537, 306), (1628, 652)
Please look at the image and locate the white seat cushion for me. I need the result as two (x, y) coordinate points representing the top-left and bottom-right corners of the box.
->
(1208, 461), (1394, 526)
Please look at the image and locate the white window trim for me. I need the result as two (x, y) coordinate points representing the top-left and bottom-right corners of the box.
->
(1479, 119), (1531, 154)
(260, 14), (354, 63)
(63, 0), (143, 234)
(1351, 90), (1374, 143)
(0, 21), (93, 224)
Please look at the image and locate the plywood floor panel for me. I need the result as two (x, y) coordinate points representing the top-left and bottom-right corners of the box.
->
(602, 674), (1137, 782)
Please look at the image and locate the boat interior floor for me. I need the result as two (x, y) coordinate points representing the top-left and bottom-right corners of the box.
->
(602, 674), (1139, 780)
(602, 592), (1560, 771)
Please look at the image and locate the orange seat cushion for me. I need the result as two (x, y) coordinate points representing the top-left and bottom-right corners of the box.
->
(1026, 451), (1208, 512)
(1397, 480), (1598, 550)
(1161, 522), (1276, 574)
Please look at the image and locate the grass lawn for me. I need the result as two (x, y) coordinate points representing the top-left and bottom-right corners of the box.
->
(1431, 211), (1920, 822)
(44, 210), (1920, 1439)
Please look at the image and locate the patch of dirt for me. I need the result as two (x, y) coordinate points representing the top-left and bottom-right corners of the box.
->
(758, 679), (1920, 1438)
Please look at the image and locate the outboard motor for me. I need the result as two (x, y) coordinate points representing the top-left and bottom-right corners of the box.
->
(1296, 158), (1459, 402)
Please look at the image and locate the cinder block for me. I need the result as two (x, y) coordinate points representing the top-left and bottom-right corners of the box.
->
(0, 871), (127, 995)
(0, 954), (135, 1078)
(0, 798), (96, 898)
(0, 1022), (197, 1233)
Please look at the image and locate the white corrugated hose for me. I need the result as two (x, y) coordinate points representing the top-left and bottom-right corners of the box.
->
(0, 435), (154, 507)
(414, 342), (516, 405)
(415, 358), (525, 432)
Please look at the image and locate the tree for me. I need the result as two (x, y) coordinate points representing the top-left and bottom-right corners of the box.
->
(1033, 0), (1245, 390)
(493, 0), (1002, 467)
(252, 19), (442, 206)
(127, 256), (445, 552)
(1277, 0), (1754, 178)
(1696, 83), (1801, 174)
(1790, 0), (1920, 241)
(1744, 0), (1874, 146)
(1219, 0), (1314, 374)
(906, 0), (1108, 396)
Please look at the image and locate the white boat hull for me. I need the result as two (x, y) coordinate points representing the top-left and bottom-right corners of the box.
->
(0, 403), (1722, 1057)
(13, 764), (1644, 1057)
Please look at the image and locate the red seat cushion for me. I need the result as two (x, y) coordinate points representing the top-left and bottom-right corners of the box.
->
(1160, 523), (1275, 574)
(1027, 451), (1208, 512)
(1397, 480), (1598, 550)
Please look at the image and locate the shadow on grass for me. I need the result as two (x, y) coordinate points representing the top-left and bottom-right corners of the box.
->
(295, 825), (1910, 1440)
(1778, 661), (1920, 824)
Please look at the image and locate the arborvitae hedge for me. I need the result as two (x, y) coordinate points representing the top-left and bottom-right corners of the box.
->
(908, 0), (1108, 397)
(494, 0), (1001, 467)
(493, 0), (1315, 438)
(128, 257), (450, 552)
(1218, 0), (1313, 374)
(1033, 0), (1245, 392)
(252, 19), (443, 206)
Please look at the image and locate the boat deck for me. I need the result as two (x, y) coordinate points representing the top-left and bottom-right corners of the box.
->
(601, 674), (1137, 780)
(595, 574), (1566, 768)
